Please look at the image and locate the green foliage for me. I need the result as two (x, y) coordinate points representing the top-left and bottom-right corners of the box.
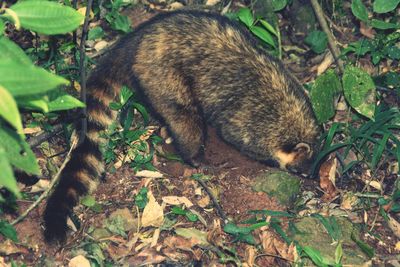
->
(351, 0), (400, 29)
(310, 70), (342, 123)
(351, 231), (375, 258)
(0, 1), (85, 199)
(104, 216), (127, 237)
(88, 26), (105, 40)
(135, 187), (148, 210)
(231, 8), (281, 56)
(171, 206), (199, 222)
(0, 220), (18, 242)
(342, 32), (400, 65)
(305, 30), (328, 54)
(351, 0), (369, 22)
(311, 107), (400, 176)
(311, 214), (341, 241)
(302, 246), (337, 267)
(81, 195), (102, 212)
(343, 66), (376, 120)
(103, 0), (132, 33)
(310, 66), (375, 122)
(271, 0), (288, 11)
(104, 86), (158, 172)
(8, 1), (84, 34)
(83, 242), (106, 266)
(373, 0), (400, 13)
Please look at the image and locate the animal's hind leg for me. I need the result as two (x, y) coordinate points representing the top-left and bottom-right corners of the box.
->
(132, 76), (205, 165)
(162, 103), (205, 166)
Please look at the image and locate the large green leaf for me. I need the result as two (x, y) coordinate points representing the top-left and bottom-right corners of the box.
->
(0, 220), (18, 242)
(0, 127), (40, 175)
(0, 19), (4, 36)
(0, 146), (21, 198)
(373, 0), (400, 13)
(0, 36), (32, 65)
(250, 26), (276, 48)
(371, 19), (399, 29)
(47, 92), (85, 112)
(271, 0), (288, 11)
(16, 95), (49, 113)
(0, 86), (23, 133)
(10, 0), (84, 35)
(310, 70), (342, 124)
(343, 66), (376, 120)
(351, 0), (369, 22)
(305, 31), (328, 54)
(237, 8), (254, 27)
(0, 60), (68, 96)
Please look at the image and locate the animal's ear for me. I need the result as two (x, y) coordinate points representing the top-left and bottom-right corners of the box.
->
(293, 142), (311, 157)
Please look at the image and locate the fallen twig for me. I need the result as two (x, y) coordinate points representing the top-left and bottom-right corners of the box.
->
(28, 124), (63, 148)
(195, 177), (228, 223)
(11, 136), (79, 226)
(310, 0), (344, 73)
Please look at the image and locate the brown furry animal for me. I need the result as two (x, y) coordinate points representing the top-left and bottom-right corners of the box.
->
(43, 10), (321, 242)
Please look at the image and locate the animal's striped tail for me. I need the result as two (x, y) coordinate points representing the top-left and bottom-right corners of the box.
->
(43, 75), (120, 242)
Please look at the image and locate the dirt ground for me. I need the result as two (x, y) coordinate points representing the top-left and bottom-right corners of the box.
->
(3, 127), (289, 265)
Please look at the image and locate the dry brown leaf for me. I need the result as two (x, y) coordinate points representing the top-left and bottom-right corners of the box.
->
(197, 195), (210, 208)
(30, 179), (50, 193)
(94, 40), (108, 52)
(77, 7), (94, 19)
(141, 191), (164, 227)
(68, 255), (91, 267)
(183, 167), (196, 177)
(364, 180), (382, 191)
(106, 243), (130, 261)
(258, 231), (278, 266)
(0, 240), (28, 256)
(162, 236), (193, 262)
(245, 245), (256, 267)
(164, 235), (196, 250)
(319, 155), (339, 202)
(162, 196), (193, 207)
(207, 219), (224, 247)
(387, 215), (400, 239)
(340, 192), (358, 210)
(135, 170), (163, 178)
(395, 241), (400, 252)
(205, 0), (221, 5)
(127, 248), (166, 266)
(150, 228), (160, 248)
(317, 52), (334, 75)
(175, 228), (209, 246)
(0, 257), (7, 267)
(360, 21), (375, 39)
(169, 2), (184, 10)
(23, 127), (41, 134)
(280, 242), (296, 262)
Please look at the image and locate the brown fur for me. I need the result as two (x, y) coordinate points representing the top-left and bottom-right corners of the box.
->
(43, 10), (321, 242)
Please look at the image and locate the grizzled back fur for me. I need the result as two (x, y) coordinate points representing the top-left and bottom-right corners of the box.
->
(43, 10), (321, 242)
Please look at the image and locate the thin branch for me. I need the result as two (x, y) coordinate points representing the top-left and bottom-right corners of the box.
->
(28, 124), (64, 147)
(196, 177), (228, 223)
(78, 0), (94, 141)
(310, 0), (344, 73)
(11, 137), (79, 226)
(255, 253), (294, 263)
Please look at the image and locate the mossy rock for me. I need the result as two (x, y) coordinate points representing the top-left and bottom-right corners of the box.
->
(289, 216), (370, 265)
(252, 170), (301, 206)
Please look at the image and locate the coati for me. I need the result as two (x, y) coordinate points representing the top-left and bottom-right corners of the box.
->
(43, 10), (321, 241)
